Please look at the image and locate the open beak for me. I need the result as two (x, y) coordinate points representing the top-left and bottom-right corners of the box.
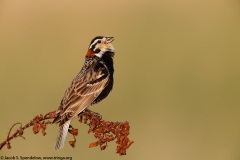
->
(106, 37), (114, 43)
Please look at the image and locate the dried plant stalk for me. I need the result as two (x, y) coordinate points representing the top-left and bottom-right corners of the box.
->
(0, 109), (133, 156)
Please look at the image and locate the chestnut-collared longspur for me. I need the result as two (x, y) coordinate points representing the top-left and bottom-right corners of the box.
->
(53, 36), (115, 150)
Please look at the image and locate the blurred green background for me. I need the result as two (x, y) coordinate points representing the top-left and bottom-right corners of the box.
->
(1, 0), (240, 159)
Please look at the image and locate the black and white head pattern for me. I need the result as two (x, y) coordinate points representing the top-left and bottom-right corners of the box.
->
(89, 36), (115, 58)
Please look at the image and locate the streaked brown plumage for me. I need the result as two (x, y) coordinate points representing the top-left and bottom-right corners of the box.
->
(53, 36), (115, 150)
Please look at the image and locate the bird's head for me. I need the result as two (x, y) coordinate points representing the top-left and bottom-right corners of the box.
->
(86, 36), (114, 58)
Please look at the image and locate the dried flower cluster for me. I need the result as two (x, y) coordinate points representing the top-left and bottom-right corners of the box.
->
(78, 109), (134, 155)
(0, 110), (133, 156)
(0, 111), (57, 150)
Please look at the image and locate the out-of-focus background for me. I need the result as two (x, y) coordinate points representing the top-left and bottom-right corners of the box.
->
(1, 0), (240, 159)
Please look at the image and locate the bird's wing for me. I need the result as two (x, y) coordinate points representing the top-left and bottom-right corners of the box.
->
(57, 62), (109, 126)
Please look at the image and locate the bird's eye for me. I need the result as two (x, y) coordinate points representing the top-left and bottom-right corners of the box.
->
(95, 48), (101, 53)
(97, 40), (101, 43)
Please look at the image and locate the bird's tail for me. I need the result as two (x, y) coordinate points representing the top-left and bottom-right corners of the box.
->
(55, 121), (71, 150)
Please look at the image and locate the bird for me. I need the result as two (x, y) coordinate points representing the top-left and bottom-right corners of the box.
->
(53, 36), (115, 150)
